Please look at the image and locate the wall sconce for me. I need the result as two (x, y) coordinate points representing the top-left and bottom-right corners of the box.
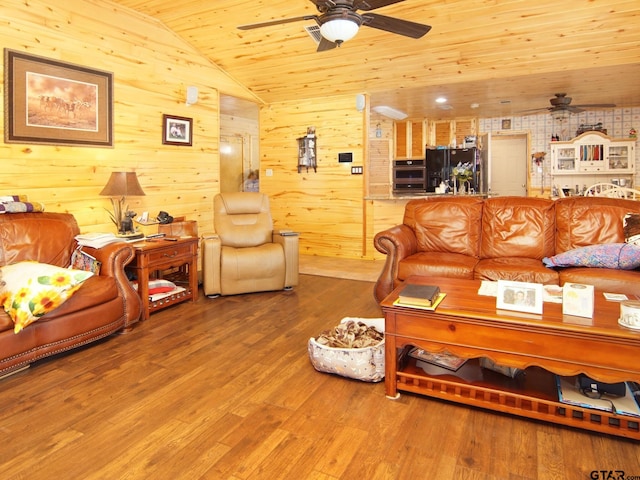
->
(185, 86), (198, 106)
(100, 172), (146, 237)
(376, 123), (382, 138)
(297, 127), (317, 173)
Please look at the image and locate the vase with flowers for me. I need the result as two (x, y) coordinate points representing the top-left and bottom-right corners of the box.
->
(452, 162), (473, 194)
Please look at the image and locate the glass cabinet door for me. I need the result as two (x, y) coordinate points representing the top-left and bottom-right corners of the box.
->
(554, 146), (576, 172)
(608, 144), (630, 171)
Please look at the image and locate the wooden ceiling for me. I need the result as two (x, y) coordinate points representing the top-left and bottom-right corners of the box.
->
(111, 0), (640, 119)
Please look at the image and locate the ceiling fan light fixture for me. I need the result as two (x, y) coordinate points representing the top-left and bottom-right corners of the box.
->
(320, 18), (360, 44)
(551, 109), (571, 122)
(372, 105), (408, 120)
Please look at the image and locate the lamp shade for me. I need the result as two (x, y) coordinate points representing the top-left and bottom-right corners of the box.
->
(100, 172), (146, 197)
(320, 18), (360, 44)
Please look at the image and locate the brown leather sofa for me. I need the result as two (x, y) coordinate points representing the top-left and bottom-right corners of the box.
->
(373, 195), (640, 302)
(0, 212), (141, 377)
(201, 192), (299, 296)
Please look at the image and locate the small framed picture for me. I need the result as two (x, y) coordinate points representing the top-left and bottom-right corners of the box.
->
(501, 119), (512, 130)
(162, 114), (192, 146)
(496, 280), (543, 314)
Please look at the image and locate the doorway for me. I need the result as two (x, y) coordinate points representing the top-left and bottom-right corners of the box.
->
(220, 135), (244, 192)
(489, 132), (529, 196)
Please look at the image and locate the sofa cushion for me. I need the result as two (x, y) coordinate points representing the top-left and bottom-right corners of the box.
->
(542, 243), (640, 269)
(559, 268), (640, 297)
(404, 196), (483, 257)
(474, 257), (560, 285)
(398, 252), (478, 280)
(40, 275), (119, 321)
(555, 197), (640, 252)
(480, 197), (556, 260)
(0, 261), (93, 333)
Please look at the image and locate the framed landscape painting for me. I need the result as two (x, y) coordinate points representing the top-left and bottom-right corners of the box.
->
(4, 49), (113, 147)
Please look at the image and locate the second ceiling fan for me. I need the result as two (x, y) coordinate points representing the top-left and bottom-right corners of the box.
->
(238, 0), (432, 52)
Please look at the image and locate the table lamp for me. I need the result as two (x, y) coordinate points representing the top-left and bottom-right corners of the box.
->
(99, 172), (146, 236)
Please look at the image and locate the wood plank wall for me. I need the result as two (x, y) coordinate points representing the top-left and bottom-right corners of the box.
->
(0, 0), (257, 241)
(259, 96), (367, 258)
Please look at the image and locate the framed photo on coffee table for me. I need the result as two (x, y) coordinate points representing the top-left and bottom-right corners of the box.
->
(497, 280), (543, 314)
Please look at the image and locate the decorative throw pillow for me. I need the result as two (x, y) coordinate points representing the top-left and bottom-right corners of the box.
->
(0, 261), (93, 333)
(624, 213), (640, 246)
(132, 279), (177, 295)
(147, 279), (177, 294)
(542, 243), (640, 270)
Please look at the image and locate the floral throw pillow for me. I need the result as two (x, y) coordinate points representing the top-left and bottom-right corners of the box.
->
(542, 243), (640, 270)
(0, 261), (93, 334)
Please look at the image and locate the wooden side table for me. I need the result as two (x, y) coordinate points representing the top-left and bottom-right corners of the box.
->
(127, 237), (199, 320)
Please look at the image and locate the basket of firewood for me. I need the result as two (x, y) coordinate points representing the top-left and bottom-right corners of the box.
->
(307, 317), (385, 382)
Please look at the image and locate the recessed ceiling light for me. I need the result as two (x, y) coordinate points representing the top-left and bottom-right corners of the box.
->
(470, 103), (480, 109)
(435, 97), (447, 104)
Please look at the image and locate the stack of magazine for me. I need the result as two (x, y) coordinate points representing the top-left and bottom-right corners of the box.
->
(75, 232), (121, 249)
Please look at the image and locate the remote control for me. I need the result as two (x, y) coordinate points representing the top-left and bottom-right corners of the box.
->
(146, 233), (166, 239)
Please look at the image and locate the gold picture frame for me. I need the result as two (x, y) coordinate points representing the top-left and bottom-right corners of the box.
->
(4, 49), (113, 147)
(162, 114), (193, 146)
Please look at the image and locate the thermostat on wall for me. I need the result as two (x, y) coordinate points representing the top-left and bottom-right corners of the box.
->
(338, 152), (353, 163)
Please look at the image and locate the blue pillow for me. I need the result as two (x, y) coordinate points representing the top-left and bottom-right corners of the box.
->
(542, 243), (640, 269)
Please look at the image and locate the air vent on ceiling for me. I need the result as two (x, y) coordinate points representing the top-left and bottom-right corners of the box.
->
(304, 25), (322, 45)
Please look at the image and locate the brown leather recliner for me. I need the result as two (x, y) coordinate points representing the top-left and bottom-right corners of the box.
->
(201, 192), (299, 296)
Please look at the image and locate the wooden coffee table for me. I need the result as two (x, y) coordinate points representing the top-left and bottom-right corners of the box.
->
(380, 276), (640, 439)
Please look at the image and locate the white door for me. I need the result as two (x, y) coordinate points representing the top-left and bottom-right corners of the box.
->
(489, 133), (528, 196)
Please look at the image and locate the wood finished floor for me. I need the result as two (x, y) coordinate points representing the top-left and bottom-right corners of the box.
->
(1, 273), (639, 479)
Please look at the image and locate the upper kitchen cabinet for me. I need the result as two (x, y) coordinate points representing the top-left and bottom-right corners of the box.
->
(394, 120), (427, 159)
(428, 118), (478, 149)
(394, 118), (478, 159)
(551, 132), (635, 175)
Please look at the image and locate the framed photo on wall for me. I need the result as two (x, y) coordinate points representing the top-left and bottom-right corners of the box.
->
(496, 280), (543, 314)
(4, 49), (113, 147)
(162, 114), (192, 146)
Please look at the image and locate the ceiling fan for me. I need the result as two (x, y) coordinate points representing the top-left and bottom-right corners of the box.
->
(520, 93), (616, 115)
(238, 0), (432, 52)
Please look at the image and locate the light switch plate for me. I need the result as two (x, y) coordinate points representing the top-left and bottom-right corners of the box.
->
(351, 166), (363, 174)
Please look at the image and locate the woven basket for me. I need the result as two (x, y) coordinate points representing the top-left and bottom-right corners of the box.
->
(307, 317), (385, 382)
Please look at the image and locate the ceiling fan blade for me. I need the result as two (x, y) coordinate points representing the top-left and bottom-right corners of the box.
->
(572, 103), (616, 108)
(517, 107), (551, 113)
(355, 0), (406, 11)
(566, 106), (584, 113)
(317, 36), (338, 52)
(238, 15), (318, 30)
(362, 13), (431, 38)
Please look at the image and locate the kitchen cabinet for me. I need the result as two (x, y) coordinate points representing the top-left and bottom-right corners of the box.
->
(394, 120), (427, 159)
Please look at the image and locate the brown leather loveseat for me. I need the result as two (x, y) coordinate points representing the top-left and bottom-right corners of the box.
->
(374, 195), (640, 301)
(0, 212), (141, 377)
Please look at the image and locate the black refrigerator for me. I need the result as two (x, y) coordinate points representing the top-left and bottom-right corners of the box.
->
(425, 147), (480, 193)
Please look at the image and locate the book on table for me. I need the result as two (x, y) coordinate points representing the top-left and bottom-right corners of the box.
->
(398, 283), (441, 307)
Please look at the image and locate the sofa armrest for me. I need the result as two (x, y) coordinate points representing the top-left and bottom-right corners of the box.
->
(373, 224), (419, 302)
(201, 233), (222, 296)
(83, 242), (142, 328)
(273, 231), (299, 288)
